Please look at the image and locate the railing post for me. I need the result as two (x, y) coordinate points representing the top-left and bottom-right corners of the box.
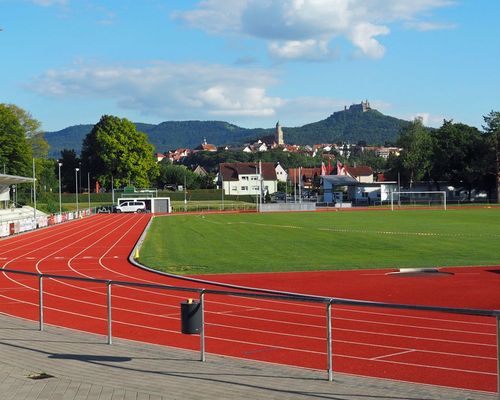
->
(107, 281), (112, 345)
(38, 274), (44, 331)
(200, 289), (206, 362)
(326, 299), (333, 381)
(497, 315), (499, 400)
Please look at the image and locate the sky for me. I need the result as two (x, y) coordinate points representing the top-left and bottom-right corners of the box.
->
(1, 0), (499, 133)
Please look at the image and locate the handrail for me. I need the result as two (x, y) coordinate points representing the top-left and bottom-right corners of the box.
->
(2, 267), (499, 316)
(1, 266), (499, 392)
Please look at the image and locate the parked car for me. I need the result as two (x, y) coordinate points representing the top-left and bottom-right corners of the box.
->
(115, 201), (147, 213)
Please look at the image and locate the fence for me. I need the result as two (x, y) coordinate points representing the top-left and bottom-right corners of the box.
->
(0, 267), (499, 395)
(0, 209), (92, 238)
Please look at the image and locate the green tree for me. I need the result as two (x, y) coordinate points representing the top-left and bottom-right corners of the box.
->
(397, 119), (434, 187)
(431, 120), (492, 200)
(81, 115), (159, 189)
(483, 111), (500, 202)
(157, 162), (196, 189)
(58, 149), (80, 192)
(4, 104), (49, 158)
(0, 104), (33, 176)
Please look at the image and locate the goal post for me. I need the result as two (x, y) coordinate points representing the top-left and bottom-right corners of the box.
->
(390, 191), (447, 211)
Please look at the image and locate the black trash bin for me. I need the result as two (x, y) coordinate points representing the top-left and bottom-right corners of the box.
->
(180, 299), (202, 334)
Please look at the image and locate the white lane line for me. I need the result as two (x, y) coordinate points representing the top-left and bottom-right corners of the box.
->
(371, 349), (416, 361)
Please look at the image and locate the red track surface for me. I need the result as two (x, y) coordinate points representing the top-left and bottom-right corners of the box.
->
(0, 214), (498, 394)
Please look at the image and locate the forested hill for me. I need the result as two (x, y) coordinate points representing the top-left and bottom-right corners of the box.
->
(284, 108), (409, 145)
(45, 106), (409, 158)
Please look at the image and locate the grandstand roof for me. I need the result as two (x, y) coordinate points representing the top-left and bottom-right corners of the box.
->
(322, 175), (359, 186)
(0, 173), (34, 185)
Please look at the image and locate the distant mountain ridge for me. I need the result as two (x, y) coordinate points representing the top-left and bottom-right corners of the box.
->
(45, 104), (409, 158)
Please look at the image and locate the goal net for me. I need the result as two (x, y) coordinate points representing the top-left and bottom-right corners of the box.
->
(390, 191), (447, 210)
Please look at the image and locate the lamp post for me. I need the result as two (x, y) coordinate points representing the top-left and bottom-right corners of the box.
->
(58, 162), (62, 215)
(87, 172), (91, 212)
(75, 167), (79, 215)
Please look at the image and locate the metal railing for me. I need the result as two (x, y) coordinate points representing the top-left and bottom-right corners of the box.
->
(1, 267), (499, 396)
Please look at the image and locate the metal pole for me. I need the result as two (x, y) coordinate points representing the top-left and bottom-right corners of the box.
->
(496, 315), (499, 400)
(75, 168), (79, 215)
(107, 281), (112, 344)
(221, 177), (224, 211)
(58, 162), (62, 215)
(200, 290), (206, 362)
(32, 158), (37, 220)
(38, 275), (44, 331)
(327, 300), (333, 381)
(184, 174), (187, 212)
(259, 160), (262, 209)
(87, 172), (91, 213)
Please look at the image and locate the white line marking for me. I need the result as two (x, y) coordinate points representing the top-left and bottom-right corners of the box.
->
(371, 349), (415, 361)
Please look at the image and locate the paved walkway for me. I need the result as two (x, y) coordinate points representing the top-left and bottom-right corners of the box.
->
(0, 314), (495, 400)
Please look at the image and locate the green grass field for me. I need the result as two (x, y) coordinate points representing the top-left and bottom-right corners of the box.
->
(138, 208), (500, 275)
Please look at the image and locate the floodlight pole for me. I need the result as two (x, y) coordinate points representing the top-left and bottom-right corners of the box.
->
(75, 168), (79, 215)
(58, 162), (62, 215)
(87, 172), (91, 212)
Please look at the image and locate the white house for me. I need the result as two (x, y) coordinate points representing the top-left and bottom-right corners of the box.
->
(344, 165), (374, 183)
(217, 162), (278, 196)
(275, 163), (287, 183)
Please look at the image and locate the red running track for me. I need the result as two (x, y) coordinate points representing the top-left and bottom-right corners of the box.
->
(0, 213), (498, 394)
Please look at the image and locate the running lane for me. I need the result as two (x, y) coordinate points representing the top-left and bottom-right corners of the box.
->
(0, 213), (497, 393)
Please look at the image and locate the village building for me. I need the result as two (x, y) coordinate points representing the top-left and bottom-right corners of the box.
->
(216, 162), (278, 196)
(195, 138), (217, 152)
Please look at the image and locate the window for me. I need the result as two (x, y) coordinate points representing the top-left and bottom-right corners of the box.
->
(231, 186), (237, 191)
(241, 186), (248, 191)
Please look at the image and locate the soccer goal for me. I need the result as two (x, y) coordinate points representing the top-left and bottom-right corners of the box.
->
(390, 191), (447, 210)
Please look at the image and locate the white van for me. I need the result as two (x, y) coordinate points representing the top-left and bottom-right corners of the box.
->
(116, 201), (147, 213)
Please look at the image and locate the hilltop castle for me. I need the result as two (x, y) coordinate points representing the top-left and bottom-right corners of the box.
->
(345, 100), (371, 113)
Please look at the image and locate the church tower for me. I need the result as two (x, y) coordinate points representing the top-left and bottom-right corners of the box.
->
(275, 121), (284, 146)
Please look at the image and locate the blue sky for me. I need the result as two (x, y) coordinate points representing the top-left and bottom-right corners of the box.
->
(1, 0), (499, 133)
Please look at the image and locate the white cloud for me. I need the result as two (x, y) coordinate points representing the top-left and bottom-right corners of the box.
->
(404, 21), (457, 31)
(30, 0), (67, 6)
(174, 0), (455, 61)
(348, 23), (389, 59)
(29, 62), (397, 127)
(269, 39), (338, 61)
(28, 62), (284, 121)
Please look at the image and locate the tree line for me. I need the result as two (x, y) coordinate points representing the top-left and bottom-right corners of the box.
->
(384, 115), (499, 202)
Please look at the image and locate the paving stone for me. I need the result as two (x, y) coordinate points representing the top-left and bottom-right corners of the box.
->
(0, 314), (495, 400)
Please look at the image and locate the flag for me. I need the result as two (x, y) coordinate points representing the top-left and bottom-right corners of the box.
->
(95, 180), (100, 193)
(321, 162), (327, 175)
(336, 161), (343, 175)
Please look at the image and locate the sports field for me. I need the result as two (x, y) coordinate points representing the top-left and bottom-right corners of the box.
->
(0, 212), (498, 393)
(139, 207), (500, 275)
